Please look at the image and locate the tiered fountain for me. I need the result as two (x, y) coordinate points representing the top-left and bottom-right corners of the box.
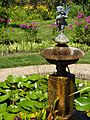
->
(41, 33), (84, 119)
(41, 5), (84, 120)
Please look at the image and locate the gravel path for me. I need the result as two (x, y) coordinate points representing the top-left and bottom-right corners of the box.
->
(0, 64), (90, 81)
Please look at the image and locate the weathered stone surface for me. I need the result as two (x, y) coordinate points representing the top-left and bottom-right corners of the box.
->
(54, 33), (69, 44)
(48, 74), (75, 119)
(41, 46), (84, 61)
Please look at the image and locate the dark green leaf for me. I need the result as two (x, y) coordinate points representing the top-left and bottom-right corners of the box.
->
(28, 74), (40, 82)
(26, 91), (39, 100)
(21, 82), (30, 88)
(7, 105), (20, 113)
(6, 75), (20, 84)
(0, 92), (10, 103)
(0, 82), (9, 89)
(74, 97), (90, 111)
(19, 99), (34, 111)
(0, 103), (7, 113)
(3, 112), (15, 120)
(34, 101), (44, 109)
(21, 76), (29, 82)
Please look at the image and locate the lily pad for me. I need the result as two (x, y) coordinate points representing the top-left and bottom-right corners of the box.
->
(6, 75), (20, 84)
(3, 112), (15, 120)
(28, 74), (40, 82)
(0, 82), (9, 89)
(19, 99), (34, 111)
(0, 92), (10, 103)
(33, 101), (44, 109)
(26, 91), (40, 100)
(21, 76), (29, 82)
(7, 105), (20, 113)
(0, 103), (7, 113)
(74, 97), (90, 111)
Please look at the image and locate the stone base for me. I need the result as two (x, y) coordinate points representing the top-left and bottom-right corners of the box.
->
(48, 73), (75, 118)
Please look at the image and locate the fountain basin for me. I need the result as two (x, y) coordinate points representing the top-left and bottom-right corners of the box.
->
(41, 45), (84, 66)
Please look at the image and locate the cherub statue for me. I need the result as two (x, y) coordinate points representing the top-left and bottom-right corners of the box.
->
(56, 5), (70, 32)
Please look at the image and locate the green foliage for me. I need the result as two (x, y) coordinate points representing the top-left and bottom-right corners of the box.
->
(68, 42), (89, 52)
(8, 5), (28, 21)
(69, 3), (82, 18)
(7, 4), (54, 21)
(74, 79), (90, 117)
(0, 74), (48, 120)
(74, 97), (90, 111)
(68, 13), (90, 45)
(0, 27), (16, 44)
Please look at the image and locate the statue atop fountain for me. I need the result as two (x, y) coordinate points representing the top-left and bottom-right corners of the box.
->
(56, 5), (70, 33)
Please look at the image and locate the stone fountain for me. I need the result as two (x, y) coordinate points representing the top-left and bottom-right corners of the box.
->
(41, 5), (84, 119)
(41, 33), (84, 119)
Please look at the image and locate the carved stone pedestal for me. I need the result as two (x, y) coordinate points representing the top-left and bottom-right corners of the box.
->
(48, 74), (75, 120)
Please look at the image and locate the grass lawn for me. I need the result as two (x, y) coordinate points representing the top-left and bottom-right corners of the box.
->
(0, 52), (48, 68)
(0, 50), (90, 68)
(0, 19), (89, 68)
(78, 50), (90, 64)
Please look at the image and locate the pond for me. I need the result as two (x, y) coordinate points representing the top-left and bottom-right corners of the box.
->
(0, 74), (90, 120)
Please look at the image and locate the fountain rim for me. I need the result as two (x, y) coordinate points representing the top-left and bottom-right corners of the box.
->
(41, 46), (84, 61)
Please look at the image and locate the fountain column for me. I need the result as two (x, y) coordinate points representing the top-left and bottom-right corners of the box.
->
(41, 33), (84, 120)
(48, 74), (75, 119)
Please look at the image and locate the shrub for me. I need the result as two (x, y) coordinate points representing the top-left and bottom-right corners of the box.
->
(19, 22), (38, 43)
(0, 6), (10, 27)
(68, 42), (89, 52)
(49, 23), (58, 38)
(0, 26), (16, 45)
(69, 3), (82, 18)
(36, 5), (51, 20)
(8, 6), (28, 21)
(68, 13), (90, 45)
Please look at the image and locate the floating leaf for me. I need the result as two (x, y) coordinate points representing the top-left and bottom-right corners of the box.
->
(7, 105), (20, 113)
(21, 82), (30, 88)
(0, 82), (9, 89)
(34, 101), (44, 109)
(6, 75), (20, 84)
(19, 99), (34, 111)
(0, 92), (10, 103)
(3, 112), (15, 120)
(0, 103), (7, 113)
(0, 88), (6, 94)
(26, 91), (39, 100)
(74, 97), (90, 111)
(21, 76), (29, 82)
(28, 74), (40, 82)
(10, 91), (20, 102)
(39, 93), (48, 102)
